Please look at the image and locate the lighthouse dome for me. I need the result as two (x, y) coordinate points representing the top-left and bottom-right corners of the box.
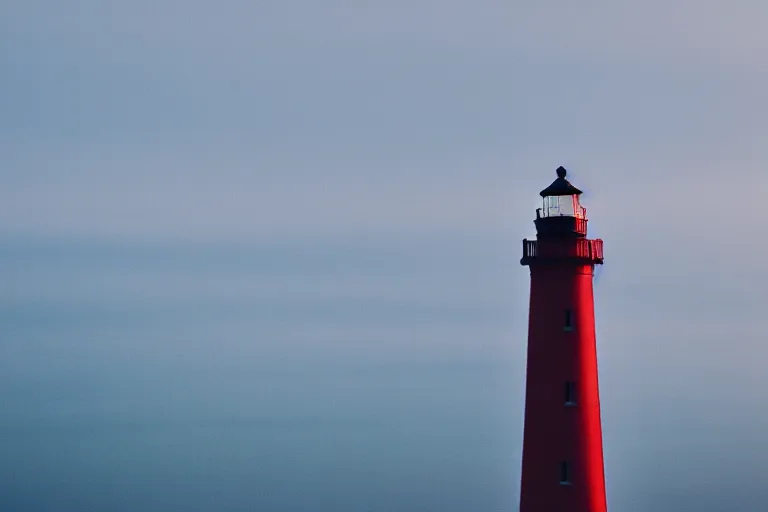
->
(539, 166), (583, 197)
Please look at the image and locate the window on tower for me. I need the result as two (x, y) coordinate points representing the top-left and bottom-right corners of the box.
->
(565, 381), (577, 405)
(559, 461), (571, 485)
(564, 309), (573, 331)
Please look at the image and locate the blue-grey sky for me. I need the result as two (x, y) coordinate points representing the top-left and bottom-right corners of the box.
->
(2, 2), (768, 511)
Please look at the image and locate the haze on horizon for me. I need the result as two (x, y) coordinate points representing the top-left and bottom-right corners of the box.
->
(2, 2), (768, 511)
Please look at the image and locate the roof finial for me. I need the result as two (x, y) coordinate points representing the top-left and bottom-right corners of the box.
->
(540, 166), (581, 196)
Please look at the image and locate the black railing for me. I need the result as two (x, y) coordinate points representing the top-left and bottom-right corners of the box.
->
(523, 239), (537, 260)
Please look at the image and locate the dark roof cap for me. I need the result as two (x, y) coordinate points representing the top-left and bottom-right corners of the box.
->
(539, 166), (583, 197)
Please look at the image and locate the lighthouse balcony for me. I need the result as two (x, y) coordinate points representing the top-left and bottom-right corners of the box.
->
(520, 238), (604, 265)
(534, 215), (588, 237)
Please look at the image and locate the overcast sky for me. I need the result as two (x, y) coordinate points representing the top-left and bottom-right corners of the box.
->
(3, 0), (767, 239)
(2, 2), (768, 511)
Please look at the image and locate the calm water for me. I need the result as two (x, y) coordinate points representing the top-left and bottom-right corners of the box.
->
(2, 236), (767, 511)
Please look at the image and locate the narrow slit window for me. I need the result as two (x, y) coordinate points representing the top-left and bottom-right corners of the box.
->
(559, 461), (570, 484)
(565, 381), (577, 405)
(564, 309), (573, 331)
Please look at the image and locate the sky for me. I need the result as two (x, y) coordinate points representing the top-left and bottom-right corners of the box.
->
(2, 1), (768, 511)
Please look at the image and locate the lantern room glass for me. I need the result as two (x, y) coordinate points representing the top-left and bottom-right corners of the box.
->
(542, 195), (586, 219)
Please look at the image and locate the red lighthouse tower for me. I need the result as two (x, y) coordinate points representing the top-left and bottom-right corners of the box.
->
(518, 166), (607, 512)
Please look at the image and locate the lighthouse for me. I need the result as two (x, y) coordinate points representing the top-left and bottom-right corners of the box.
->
(518, 166), (607, 512)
